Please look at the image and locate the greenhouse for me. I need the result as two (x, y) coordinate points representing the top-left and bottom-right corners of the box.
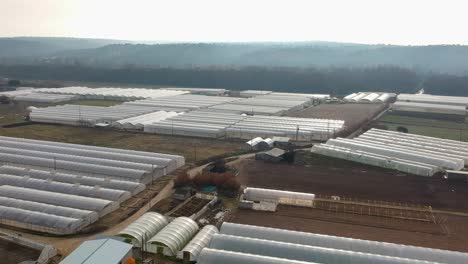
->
(114, 111), (180, 130)
(147, 217), (199, 256)
(0, 205), (86, 235)
(243, 187), (315, 207)
(197, 248), (316, 264)
(0, 136), (185, 169)
(209, 234), (431, 264)
(0, 197), (99, 224)
(35, 87), (189, 100)
(0, 185), (118, 217)
(0, 166), (145, 195)
(397, 94), (468, 107)
(312, 145), (438, 177)
(392, 102), (466, 116)
(343, 92), (395, 103)
(13, 93), (79, 103)
(220, 222), (468, 264)
(241, 137), (264, 151)
(177, 225), (219, 261)
(0, 173), (131, 202)
(118, 212), (169, 247)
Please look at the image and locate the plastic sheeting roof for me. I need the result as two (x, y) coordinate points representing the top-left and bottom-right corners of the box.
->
(148, 217), (199, 256)
(0, 185), (115, 213)
(60, 238), (133, 264)
(243, 187), (315, 205)
(178, 225), (219, 261)
(197, 248), (317, 264)
(209, 234), (432, 264)
(220, 222), (468, 264)
(118, 212), (169, 247)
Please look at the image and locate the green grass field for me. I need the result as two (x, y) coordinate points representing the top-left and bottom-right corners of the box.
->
(377, 113), (468, 141)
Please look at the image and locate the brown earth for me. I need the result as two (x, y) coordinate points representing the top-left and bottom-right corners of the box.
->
(0, 239), (41, 263)
(231, 154), (468, 252)
(287, 103), (387, 136)
(230, 207), (468, 252)
(235, 154), (468, 212)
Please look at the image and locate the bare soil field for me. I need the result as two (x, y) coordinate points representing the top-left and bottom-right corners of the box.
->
(287, 103), (387, 136)
(235, 153), (468, 212)
(0, 239), (40, 263)
(230, 207), (468, 252)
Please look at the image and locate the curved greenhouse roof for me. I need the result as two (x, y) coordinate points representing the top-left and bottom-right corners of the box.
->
(0, 165), (145, 195)
(0, 173), (131, 202)
(0, 185), (117, 216)
(0, 196), (98, 224)
(148, 217), (199, 256)
(209, 234), (430, 264)
(0, 205), (85, 235)
(197, 248), (317, 264)
(178, 225), (219, 261)
(220, 222), (468, 264)
(118, 212), (169, 247)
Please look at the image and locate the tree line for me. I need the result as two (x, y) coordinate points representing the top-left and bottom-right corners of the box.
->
(0, 64), (467, 96)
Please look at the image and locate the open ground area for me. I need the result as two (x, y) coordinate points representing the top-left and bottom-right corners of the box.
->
(287, 103), (387, 136)
(0, 239), (41, 263)
(229, 152), (468, 252)
(376, 113), (468, 142)
(235, 152), (468, 212)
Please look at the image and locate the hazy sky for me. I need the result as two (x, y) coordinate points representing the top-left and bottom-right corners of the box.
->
(1, 0), (467, 45)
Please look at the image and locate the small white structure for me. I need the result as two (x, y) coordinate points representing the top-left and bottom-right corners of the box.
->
(241, 137), (264, 151)
(243, 187), (315, 207)
(118, 212), (169, 247)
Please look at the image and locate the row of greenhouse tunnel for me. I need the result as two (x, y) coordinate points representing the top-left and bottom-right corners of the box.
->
(117, 212), (468, 264)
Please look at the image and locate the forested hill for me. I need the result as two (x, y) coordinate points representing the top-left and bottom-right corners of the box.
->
(2, 39), (468, 75)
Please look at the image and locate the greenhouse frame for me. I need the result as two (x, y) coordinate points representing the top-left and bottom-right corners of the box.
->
(177, 225), (219, 261)
(209, 234), (432, 264)
(197, 248), (317, 264)
(147, 217), (199, 256)
(118, 212), (169, 248)
(220, 222), (468, 264)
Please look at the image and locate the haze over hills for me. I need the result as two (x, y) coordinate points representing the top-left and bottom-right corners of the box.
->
(1, 37), (468, 75)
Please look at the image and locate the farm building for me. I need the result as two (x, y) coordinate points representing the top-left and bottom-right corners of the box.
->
(391, 101), (466, 120)
(118, 212), (169, 248)
(215, 222), (468, 264)
(60, 237), (133, 264)
(177, 225), (219, 262)
(146, 217), (199, 256)
(242, 187), (315, 207)
(241, 137), (264, 151)
(0, 137), (183, 234)
(255, 148), (285, 163)
(344, 92), (396, 103)
(312, 128), (468, 176)
(397, 94), (468, 108)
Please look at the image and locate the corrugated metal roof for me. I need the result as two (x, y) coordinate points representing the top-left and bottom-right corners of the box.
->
(60, 238), (132, 264)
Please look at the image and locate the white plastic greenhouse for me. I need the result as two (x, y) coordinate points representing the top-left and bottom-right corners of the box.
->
(177, 225), (219, 261)
(197, 248), (317, 264)
(220, 222), (468, 264)
(0, 166), (145, 195)
(397, 94), (468, 107)
(243, 187), (315, 207)
(392, 102), (466, 116)
(147, 217), (199, 256)
(0, 186), (118, 217)
(118, 212), (169, 247)
(0, 174), (131, 203)
(0, 205), (86, 235)
(0, 197), (98, 224)
(209, 234), (432, 264)
(34, 87), (189, 100)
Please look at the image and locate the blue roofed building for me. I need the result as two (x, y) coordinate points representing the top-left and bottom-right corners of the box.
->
(60, 238), (133, 264)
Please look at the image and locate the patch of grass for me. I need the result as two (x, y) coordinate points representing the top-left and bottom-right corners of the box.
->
(0, 124), (241, 162)
(377, 113), (468, 142)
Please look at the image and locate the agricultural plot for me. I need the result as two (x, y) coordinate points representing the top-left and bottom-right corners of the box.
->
(377, 113), (468, 142)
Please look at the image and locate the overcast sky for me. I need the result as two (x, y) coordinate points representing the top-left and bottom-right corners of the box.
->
(1, 0), (467, 45)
